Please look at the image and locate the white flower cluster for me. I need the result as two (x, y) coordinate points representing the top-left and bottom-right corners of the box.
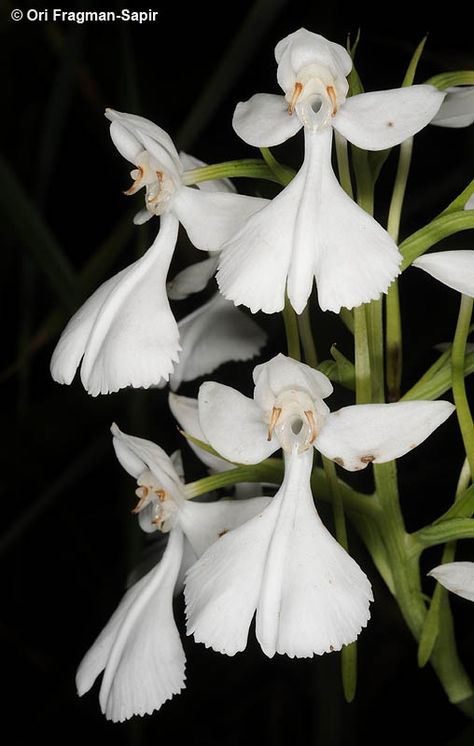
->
(49, 29), (474, 722)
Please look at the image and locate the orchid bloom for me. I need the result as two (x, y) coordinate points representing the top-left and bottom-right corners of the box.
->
(430, 87), (474, 128)
(76, 424), (269, 721)
(413, 251), (474, 297)
(217, 28), (444, 314)
(50, 110), (266, 395)
(429, 562), (474, 602)
(184, 354), (454, 658)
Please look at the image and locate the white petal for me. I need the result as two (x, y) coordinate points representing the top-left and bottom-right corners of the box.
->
(256, 449), (372, 657)
(179, 496), (271, 557)
(275, 29), (352, 93)
(105, 108), (182, 173)
(333, 86), (445, 150)
(198, 381), (276, 464)
(168, 393), (231, 473)
(431, 87), (474, 128)
(51, 214), (181, 396)
(109, 121), (142, 164)
(170, 293), (267, 390)
(76, 528), (186, 722)
(412, 251), (474, 297)
(232, 93), (303, 147)
(315, 400), (455, 472)
(172, 186), (268, 252)
(167, 256), (219, 300)
(217, 127), (401, 315)
(253, 353), (333, 415)
(111, 423), (185, 500)
(185, 495), (279, 655)
(428, 562), (474, 602)
(179, 152), (236, 193)
(216, 162), (303, 314)
(305, 129), (401, 313)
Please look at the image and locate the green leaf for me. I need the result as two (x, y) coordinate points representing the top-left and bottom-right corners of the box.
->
(351, 512), (395, 593)
(0, 154), (79, 311)
(401, 349), (474, 401)
(425, 71), (474, 90)
(400, 210), (474, 269)
(439, 178), (474, 217)
(418, 582), (444, 667)
(402, 36), (428, 87)
(415, 518), (474, 548)
(342, 643), (357, 703)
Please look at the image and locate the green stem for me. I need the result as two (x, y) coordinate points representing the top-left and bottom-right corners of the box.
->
(334, 132), (354, 199)
(282, 295), (301, 361)
(260, 147), (294, 186)
(182, 159), (294, 186)
(373, 461), (474, 706)
(367, 299), (384, 403)
(452, 295), (474, 477)
(297, 306), (318, 367)
(386, 138), (414, 401)
(354, 306), (372, 404)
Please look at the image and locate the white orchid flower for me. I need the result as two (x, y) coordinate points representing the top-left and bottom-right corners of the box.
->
(217, 28), (444, 314)
(184, 354), (455, 658)
(50, 110), (266, 395)
(77, 424), (269, 722)
(429, 562), (474, 602)
(430, 87), (474, 128)
(413, 251), (474, 297)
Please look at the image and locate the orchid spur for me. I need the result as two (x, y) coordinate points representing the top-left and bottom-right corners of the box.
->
(217, 28), (444, 315)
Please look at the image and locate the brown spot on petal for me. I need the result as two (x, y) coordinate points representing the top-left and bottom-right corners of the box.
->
(333, 457), (344, 467)
(218, 528), (228, 538)
(386, 121), (394, 128)
(361, 455), (375, 464)
(329, 645), (334, 652)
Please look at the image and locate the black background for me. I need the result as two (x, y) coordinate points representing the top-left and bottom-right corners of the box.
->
(1, 1), (474, 744)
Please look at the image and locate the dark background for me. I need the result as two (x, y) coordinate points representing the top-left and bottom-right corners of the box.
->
(1, 1), (473, 744)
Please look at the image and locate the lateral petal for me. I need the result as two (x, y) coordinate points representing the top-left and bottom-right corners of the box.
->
(430, 87), (474, 128)
(179, 496), (271, 557)
(232, 93), (302, 146)
(168, 392), (231, 472)
(315, 400), (455, 471)
(167, 256), (219, 300)
(333, 86), (445, 150)
(170, 293), (267, 390)
(413, 250), (474, 297)
(429, 562), (474, 602)
(198, 381), (276, 464)
(172, 186), (268, 252)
